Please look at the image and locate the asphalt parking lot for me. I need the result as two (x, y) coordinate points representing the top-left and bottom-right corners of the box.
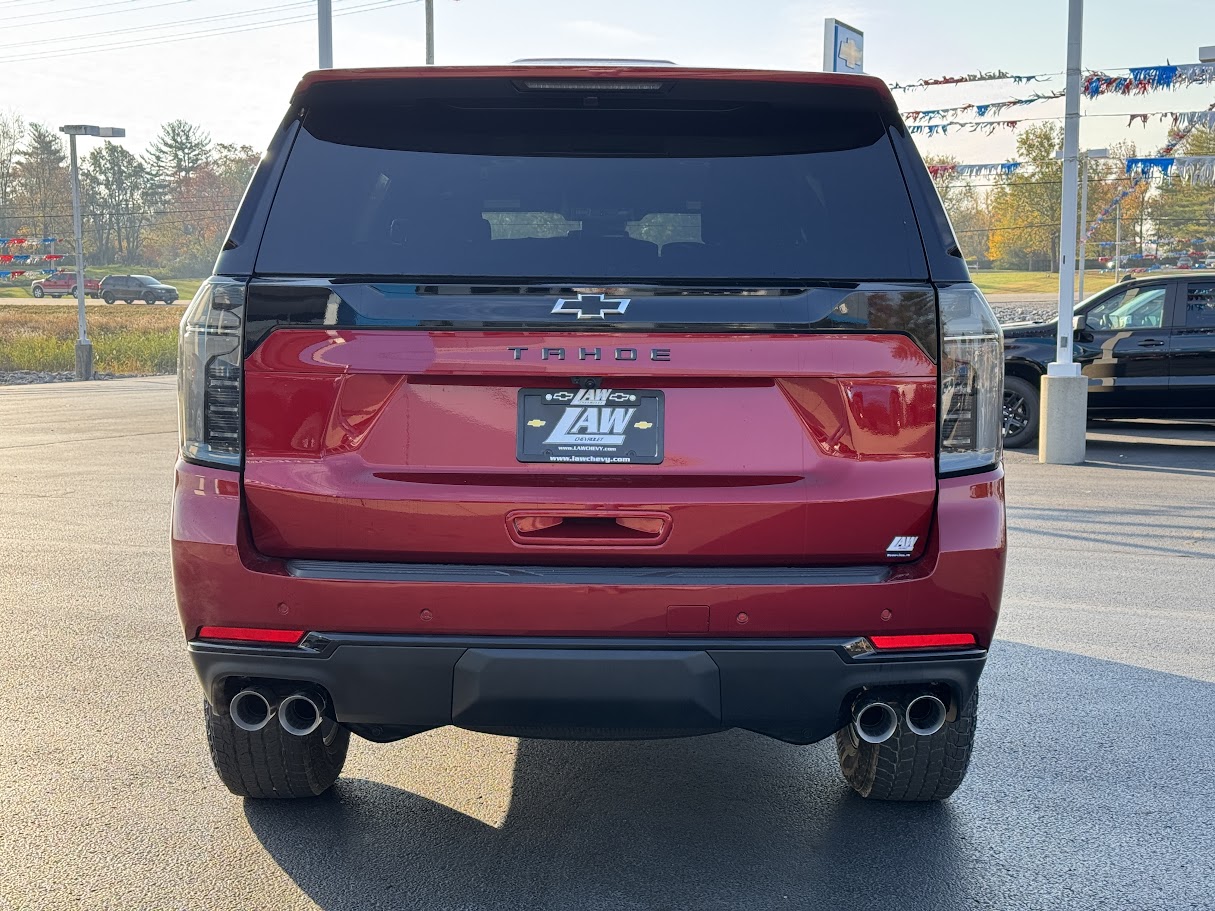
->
(1, 377), (1212, 911)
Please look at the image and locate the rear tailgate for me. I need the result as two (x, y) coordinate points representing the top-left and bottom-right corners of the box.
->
(242, 285), (938, 566)
(237, 69), (943, 568)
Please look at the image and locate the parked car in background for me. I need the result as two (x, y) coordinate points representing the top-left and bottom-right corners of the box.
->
(1001, 273), (1215, 447)
(1203, 256), (1215, 270)
(99, 274), (178, 304)
(1177, 256), (1194, 270)
(30, 272), (101, 299)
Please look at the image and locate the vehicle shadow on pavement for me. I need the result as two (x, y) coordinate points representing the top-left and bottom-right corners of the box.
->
(242, 643), (1215, 911)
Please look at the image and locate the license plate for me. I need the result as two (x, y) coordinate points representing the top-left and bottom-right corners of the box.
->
(517, 388), (664, 464)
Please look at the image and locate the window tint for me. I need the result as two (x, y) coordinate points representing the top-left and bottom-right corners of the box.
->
(256, 124), (927, 281)
(1085, 285), (1168, 330)
(1185, 282), (1215, 327)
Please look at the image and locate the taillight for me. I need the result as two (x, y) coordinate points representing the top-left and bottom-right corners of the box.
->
(178, 277), (245, 468)
(197, 626), (305, 645)
(937, 283), (1003, 476)
(870, 633), (978, 650)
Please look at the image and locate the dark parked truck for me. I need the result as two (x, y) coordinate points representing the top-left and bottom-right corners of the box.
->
(173, 65), (1007, 802)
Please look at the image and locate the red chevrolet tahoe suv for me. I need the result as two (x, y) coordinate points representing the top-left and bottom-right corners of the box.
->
(173, 66), (1006, 802)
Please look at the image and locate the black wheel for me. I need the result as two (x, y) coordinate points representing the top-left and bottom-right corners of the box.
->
(835, 687), (978, 802)
(102, 291), (116, 304)
(1002, 375), (1039, 449)
(32, 285), (44, 298)
(143, 292), (156, 304)
(204, 699), (349, 799)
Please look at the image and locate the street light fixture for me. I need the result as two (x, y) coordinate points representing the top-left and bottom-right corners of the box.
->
(59, 124), (125, 381)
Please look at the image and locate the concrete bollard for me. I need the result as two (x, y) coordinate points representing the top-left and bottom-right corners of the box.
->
(74, 340), (94, 381)
(1038, 372), (1088, 464)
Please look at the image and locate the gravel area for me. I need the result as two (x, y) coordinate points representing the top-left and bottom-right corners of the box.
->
(993, 305), (1056, 324)
(0, 370), (133, 385)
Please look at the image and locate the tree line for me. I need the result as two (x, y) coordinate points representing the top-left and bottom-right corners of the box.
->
(0, 113), (258, 278)
(932, 123), (1215, 271)
(1, 112), (1211, 280)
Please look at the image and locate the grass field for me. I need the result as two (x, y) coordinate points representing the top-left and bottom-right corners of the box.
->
(0, 306), (180, 375)
(971, 270), (1117, 296)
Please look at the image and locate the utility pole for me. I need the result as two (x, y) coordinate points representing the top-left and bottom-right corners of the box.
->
(1039, 0), (1087, 465)
(1114, 197), (1121, 281)
(425, 0), (434, 64)
(1075, 148), (1108, 303)
(1078, 155), (1089, 302)
(318, 0), (333, 68)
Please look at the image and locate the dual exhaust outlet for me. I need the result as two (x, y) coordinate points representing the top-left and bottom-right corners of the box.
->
(229, 687), (325, 737)
(853, 692), (948, 744)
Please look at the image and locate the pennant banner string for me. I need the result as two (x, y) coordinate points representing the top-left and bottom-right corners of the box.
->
(889, 71), (1057, 92)
(1125, 156), (1215, 182)
(1083, 63), (1215, 97)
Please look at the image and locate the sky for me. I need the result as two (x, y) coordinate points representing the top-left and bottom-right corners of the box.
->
(8, 0), (1215, 165)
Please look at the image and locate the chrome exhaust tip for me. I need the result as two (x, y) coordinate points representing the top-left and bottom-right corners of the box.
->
(279, 692), (324, 737)
(853, 699), (899, 744)
(230, 687), (276, 733)
(905, 693), (948, 737)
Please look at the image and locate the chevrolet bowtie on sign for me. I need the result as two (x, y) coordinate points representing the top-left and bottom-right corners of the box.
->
(517, 387), (664, 463)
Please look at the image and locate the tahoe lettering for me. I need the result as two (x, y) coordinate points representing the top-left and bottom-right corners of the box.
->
(507, 347), (671, 362)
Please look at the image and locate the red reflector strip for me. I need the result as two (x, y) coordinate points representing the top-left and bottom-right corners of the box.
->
(869, 633), (977, 650)
(197, 626), (306, 645)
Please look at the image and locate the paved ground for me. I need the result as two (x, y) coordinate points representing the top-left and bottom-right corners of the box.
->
(0, 378), (1212, 911)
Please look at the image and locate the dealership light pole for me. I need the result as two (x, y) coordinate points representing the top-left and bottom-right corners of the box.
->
(1039, 0), (1087, 465)
(60, 124), (125, 381)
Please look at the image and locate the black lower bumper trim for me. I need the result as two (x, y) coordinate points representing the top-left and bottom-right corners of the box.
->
(189, 635), (986, 746)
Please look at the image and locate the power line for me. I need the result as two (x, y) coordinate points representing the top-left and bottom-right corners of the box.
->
(4, 0), (195, 27)
(0, 0), (420, 63)
(13, 0), (374, 49)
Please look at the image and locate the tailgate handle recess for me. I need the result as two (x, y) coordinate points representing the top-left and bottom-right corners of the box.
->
(508, 511), (671, 546)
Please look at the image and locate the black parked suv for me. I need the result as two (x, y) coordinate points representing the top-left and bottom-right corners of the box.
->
(1003, 273), (1215, 446)
(99, 274), (178, 305)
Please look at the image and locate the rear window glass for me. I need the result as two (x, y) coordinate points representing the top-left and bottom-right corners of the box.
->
(255, 99), (926, 282)
(1186, 282), (1215, 327)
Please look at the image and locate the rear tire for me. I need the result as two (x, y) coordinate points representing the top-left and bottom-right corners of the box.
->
(1002, 375), (1039, 449)
(835, 687), (978, 802)
(203, 698), (350, 799)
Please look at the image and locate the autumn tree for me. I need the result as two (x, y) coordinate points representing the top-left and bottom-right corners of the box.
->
(988, 124), (1064, 271)
(13, 123), (71, 242)
(926, 154), (994, 264)
(144, 143), (259, 276)
(81, 141), (159, 263)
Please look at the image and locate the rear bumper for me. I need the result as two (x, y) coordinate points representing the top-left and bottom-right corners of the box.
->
(174, 461), (1003, 742)
(190, 634), (986, 745)
(172, 463), (1006, 642)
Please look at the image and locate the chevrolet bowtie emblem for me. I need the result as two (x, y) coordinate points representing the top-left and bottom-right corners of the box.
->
(551, 293), (631, 319)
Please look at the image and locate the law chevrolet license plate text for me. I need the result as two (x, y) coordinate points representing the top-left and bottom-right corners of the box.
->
(517, 388), (664, 464)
